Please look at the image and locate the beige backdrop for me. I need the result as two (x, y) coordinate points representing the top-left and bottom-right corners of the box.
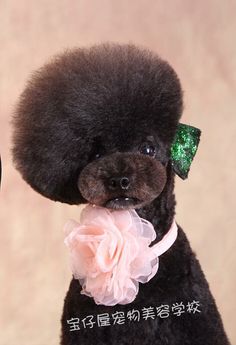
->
(1, 1), (235, 344)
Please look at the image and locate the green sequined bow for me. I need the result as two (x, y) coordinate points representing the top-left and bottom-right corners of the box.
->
(170, 123), (201, 179)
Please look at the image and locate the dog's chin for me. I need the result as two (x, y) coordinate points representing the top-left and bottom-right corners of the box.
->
(104, 197), (144, 210)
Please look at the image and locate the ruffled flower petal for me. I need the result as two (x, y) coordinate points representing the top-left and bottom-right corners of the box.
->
(64, 204), (178, 306)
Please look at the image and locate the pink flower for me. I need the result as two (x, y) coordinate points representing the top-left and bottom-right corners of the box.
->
(64, 205), (177, 306)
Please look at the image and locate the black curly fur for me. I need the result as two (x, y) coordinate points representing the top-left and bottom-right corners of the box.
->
(12, 43), (230, 344)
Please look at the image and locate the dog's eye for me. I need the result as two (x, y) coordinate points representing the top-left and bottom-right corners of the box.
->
(91, 151), (103, 161)
(89, 137), (105, 161)
(139, 142), (156, 157)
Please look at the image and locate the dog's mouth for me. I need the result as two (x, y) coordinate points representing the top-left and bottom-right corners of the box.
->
(104, 197), (142, 210)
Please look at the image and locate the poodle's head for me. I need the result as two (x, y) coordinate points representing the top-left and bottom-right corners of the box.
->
(12, 44), (183, 209)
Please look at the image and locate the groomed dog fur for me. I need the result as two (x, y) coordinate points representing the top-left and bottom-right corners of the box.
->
(12, 43), (230, 345)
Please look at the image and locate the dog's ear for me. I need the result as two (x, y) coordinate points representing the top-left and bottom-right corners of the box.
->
(170, 123), (201, 179)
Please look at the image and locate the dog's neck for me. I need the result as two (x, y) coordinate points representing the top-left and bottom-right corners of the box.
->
(137, 167), (176, 242)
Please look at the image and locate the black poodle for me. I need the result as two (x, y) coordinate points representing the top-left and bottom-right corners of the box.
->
(12, 43), (230, 345)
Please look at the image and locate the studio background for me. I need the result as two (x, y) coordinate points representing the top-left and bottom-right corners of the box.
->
(1, 1), (235, 344)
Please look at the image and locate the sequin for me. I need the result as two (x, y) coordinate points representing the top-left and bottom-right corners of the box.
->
(171, 124), (201, 179)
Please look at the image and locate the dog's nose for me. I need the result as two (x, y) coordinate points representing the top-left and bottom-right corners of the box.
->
(108, 176), (130, 190)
